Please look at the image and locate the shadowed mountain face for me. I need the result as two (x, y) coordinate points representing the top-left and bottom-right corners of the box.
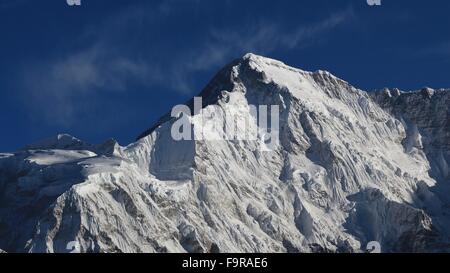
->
(0, 54), (449, 253)
(370, 88), (450, 249)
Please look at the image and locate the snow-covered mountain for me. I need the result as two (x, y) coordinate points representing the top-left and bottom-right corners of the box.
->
(0, 54), (449, 253)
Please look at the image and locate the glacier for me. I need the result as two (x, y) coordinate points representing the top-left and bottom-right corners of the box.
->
(0, 53), (449, 253)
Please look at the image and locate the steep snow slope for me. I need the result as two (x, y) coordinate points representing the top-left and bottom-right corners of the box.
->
(0, 54), (449, 252)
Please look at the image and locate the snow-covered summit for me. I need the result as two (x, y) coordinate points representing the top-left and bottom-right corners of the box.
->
(1, 54), (449, 253)
(138, 53), (356, 140)
(23, 134), (90, 151)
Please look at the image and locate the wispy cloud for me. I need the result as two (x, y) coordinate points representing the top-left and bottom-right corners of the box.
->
(214, 9), (352, 51)
(419, 42), (450, 59)
(205, 7), (354, 63)
(22, 43), (162, 125)
(20, 2), (354, 126)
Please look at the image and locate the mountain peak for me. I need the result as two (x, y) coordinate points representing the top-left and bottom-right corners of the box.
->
(137, 54), (354, 140)
(22, 134), (90, 151)
(2, 54), (450, 253)
(240, 52), (306, 75)
(241, 52), (288, 66)
(239, 53), (347, 91)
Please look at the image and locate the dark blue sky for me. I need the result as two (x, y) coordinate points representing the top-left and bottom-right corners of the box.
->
(0, 0), (449, 151)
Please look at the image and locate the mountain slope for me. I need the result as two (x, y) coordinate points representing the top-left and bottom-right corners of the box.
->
(0, 54), (449, 252)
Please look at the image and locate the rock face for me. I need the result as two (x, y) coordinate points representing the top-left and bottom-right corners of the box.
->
(0, 54), (449, 253)
(370, 88), (450, 248)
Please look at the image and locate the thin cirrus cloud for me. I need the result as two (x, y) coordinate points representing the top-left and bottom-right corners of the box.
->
(21, 44), (162, 126)
(208, 7), (354, 55)
(20, 4), (354, 126)
(420, 42), (450, 59)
